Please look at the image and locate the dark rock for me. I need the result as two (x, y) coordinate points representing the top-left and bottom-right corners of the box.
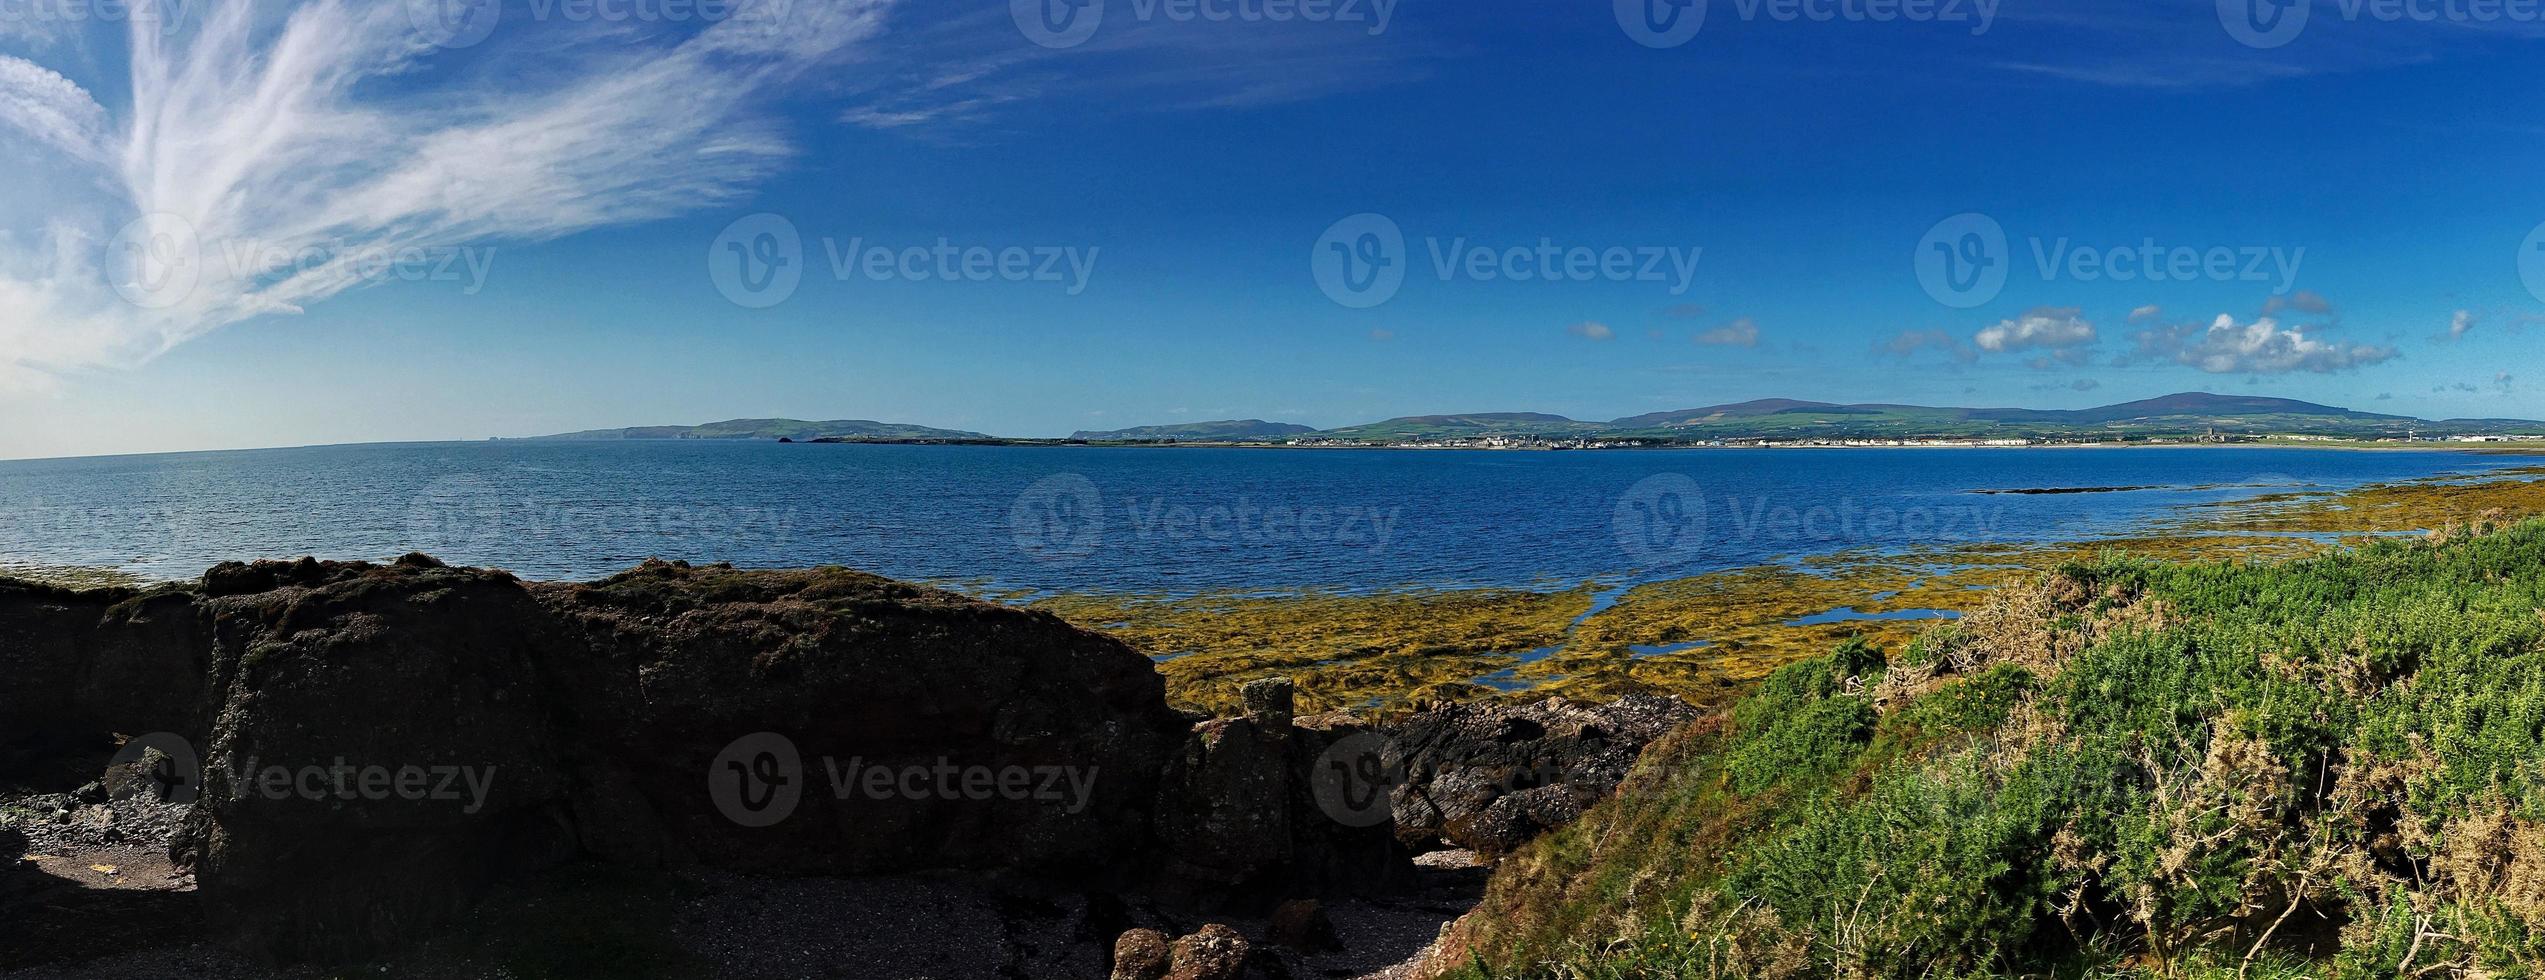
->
(175, 559), (581, 963)
(1266, 898), (1339, 953)
(532, 559), (1190, 879)
(1112, 927), (1173, 980)
(1166, 923), (1251, 980)
(1387, 695), (1698, 856)
(1154, 715), (1296, 890)
(1241, 677), (1294, 732)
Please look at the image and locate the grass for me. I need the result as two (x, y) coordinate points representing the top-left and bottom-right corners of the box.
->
(1438, 516), (2545, 978)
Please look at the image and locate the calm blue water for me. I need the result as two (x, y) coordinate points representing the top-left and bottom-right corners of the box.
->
(0, 442), (2528, 593)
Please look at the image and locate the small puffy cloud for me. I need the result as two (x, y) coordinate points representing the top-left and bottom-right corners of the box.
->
(2443, 309), (2477, 342)
(2128, 304), (2163, 323)
(2132, 314), (2398, 375)
(1566, 321), (1615, 341)
(2261, 290), (2334, 317)
(1975, 307), (2097, 367)
(1696, 317), (1760, 348)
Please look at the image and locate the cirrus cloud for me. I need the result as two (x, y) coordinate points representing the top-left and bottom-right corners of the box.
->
(0, 0), (893, 392)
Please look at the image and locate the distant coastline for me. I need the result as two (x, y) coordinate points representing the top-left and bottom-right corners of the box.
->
(523, 392), (2545, 450)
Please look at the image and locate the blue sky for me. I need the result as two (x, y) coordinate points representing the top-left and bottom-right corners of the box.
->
(4, 0), (2545, 457)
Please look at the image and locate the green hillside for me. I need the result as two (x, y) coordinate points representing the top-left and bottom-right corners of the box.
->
(1452, 519), (2545, 978)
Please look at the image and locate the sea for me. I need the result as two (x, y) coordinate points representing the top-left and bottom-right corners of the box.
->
(0, 441), (2528, 594)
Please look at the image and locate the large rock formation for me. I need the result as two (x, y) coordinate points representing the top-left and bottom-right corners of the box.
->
(8, 556), (1195, 963)
(2, 557), (1701, 968)
(531, 558), (1190, 878)
(1387, 695), (1699, 856)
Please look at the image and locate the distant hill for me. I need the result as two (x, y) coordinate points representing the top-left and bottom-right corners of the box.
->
(533, 419), (993, 442)
(1595, 392), (2490, 441)
(1311, 413), (1614, 442)
(1071, 420), (1318, 442)
(525, 395), (2545, 446)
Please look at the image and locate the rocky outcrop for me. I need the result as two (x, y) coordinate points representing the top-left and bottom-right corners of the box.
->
(8, 555), (1196, 963)
(531, 558), (1191, 878)
(0, 581), (206, 774)
(1387, 695), (1699, 856)
(3, 557), (1700, 969)
(1153, 678), (1409, 899)
(176, 555), (583, 962)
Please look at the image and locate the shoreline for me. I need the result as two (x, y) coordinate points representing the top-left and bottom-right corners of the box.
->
(7, 437), (2543, 467)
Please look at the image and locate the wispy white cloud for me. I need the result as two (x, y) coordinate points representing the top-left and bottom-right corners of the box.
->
(0, 0), (892, 390)
(832, 5), (1437, 137)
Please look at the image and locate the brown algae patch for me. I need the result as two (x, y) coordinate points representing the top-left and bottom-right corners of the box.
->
(2185, 466), (2545, 534)
(1037, 470), (2545, 711)
(1031, 585), (1598, 715)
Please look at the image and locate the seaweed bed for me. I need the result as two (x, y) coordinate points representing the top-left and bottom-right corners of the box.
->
(1032, 469), (2545, 717)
